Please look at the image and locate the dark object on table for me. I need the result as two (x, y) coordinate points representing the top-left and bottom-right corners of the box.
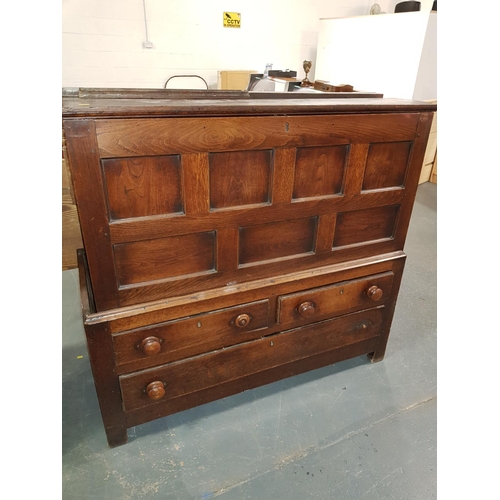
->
(300, 60), (313, 87)
(432, 1), (437, 11)
(268, 70), (297, 78)
(395, 1), (421, 13)
(314, 81), (354, 92)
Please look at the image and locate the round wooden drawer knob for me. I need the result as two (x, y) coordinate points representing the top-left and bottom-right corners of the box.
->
(234, 313), (251, 328)
(367, 285), (383, 301)
(146, 381), (166, 401)
(139, 336), (162, 356)
(298, 301), (316, 318)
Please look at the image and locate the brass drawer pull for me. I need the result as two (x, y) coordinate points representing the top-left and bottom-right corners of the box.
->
(297, 301), (316, 318)
(234, 313), (252, 328)
(146, 381), (166, 401)
(366, 285), (384, 301)
(138, 336), (162, 356)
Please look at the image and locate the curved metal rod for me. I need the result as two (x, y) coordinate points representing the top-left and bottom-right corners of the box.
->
(164, 75), (209, 89)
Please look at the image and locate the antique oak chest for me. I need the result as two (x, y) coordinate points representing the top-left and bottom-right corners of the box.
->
(62, 90), (436, 447)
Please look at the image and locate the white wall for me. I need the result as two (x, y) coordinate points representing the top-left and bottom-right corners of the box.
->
(62, 0), (436, 89)
(315, 11), (435, 99)
(62, 0), (385, 88)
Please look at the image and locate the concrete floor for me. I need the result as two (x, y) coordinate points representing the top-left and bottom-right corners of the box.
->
(62, 182), (437, 500)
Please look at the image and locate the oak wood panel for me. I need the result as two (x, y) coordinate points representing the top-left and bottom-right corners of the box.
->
(333, 205), (400, 248)
(369, 256), (406, 362)
(77, 250), (127, 446)
(362, 141), (412, 191)
(277, 272), (394, 326)
(62, 203), (83, 270)
(63, 119), (119, 310)
(239, 217), (317, 266)
(116, 240), (403, 306)
(216, 227), (239, 273)
(99, 253), (405, 331)
(102, 155), (183, 220)
(95, 114), (421, 158)
(271, 148), (296, 205)
(124, 335), (380, 428)
(343, 143), (369, 195)
(113, 300), (269, 373)
(119, 307), (384, 412)
(293, 145), (348, 199)
(114, 231), (216, 286)
(181, 153), (210, 215)
(108, 189), (405, 245)
(64, 97), (436, 121)
(391, 112), (434, 250)
(209, 150), (272, 209)
(315, 214), (337, 254)
(72, 88), (383, 100)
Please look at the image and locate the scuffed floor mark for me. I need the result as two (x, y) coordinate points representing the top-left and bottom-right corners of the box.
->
(209, 396), (436, 498)
(360, 467), (403, 497)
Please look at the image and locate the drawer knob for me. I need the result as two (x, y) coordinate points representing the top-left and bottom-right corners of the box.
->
(146, 381), (166, 401)
(367, 285), (384, 301)
(298, 301), (316, 318)
(139, 336), (162, 356)
(234, 313), (251, 328)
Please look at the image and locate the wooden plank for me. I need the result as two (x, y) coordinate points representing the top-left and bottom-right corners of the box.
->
(343, 143), (369, 195)
(77, 251), (128, 447)
(430, 155), (437, 184)
(216, 227), (239, 273)
(124, 336), (380, 428)
(272, 148), (296, 205)
(419, 111), (437, 184)
(108, 189), (405, 245)
(315, 214), (337, 254)
(95, 114), (421, 158)
(182, 153), (210, 215)
(63, 97), (436, 120)
(393, 112), (434, 248)
(62, 203), (83, 270)
(63, 119), (120, 310)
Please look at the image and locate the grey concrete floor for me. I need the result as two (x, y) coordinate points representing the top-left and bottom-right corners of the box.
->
(62, 182), (437, 500)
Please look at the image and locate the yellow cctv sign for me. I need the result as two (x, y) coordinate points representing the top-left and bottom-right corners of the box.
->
(223, 12), (241, 28)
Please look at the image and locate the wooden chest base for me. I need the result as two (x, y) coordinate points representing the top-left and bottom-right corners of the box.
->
(78, 249), (405, 447)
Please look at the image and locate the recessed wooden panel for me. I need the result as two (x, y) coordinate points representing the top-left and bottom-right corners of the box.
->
(102, 155), (182, 220)
(114, 232), (215, 285)
(239, 217), (317, 265)
(293, 145), (348, 199)
(209, 150), (272, 209)
(333, 205), (399, 248)
(362, 141), (412, 191)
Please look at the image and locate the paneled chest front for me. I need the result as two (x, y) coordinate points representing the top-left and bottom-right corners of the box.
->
(63, 92), (436, 446)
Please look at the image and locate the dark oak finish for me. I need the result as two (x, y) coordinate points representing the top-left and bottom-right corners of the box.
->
(119, 308), (384, 412)
(66, 93), (435, 446)
(102, 155), (183, 220)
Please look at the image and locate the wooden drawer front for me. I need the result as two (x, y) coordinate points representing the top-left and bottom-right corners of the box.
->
(119, 308), (384, 412)
(113, 300), (269, 371)
(278, 272), (394, 326)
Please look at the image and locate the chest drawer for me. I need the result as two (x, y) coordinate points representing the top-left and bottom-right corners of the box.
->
(113, 300), (269, 372)
(119, 307), (384, 412)
(277, 271), (394, 326)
